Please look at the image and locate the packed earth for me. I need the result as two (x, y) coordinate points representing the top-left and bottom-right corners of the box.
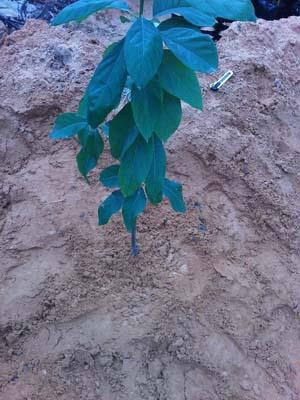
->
(0, 5), (300, 400)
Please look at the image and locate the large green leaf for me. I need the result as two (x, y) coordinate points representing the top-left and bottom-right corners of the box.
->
(76, 148), (97, 179)
(118, 135), (153, 197)
(49, 113), (87, 139)
(131, 80), (162, 142)
(52, 0), (129, 25)
(155, 91), (182, 142)
(153, 0), (215, 26)
(108, 103), (139, 159)
(159, 19), (218, 73)
(153, 0), (255, 24)
(98, 190), (124, 225)
(122, 188), (147, 232)
(158, 50), (202, 109)
(209, 0), (256, 21)
(163, 178), (186, 212)
(87, 40), (127, 128)
(145, 135), (166, 205)
(99, 164), (120, 188)
(124, 17), (163, 88)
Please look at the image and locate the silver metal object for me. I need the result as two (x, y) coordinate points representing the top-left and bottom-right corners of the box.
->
(210, 70), (233, 91)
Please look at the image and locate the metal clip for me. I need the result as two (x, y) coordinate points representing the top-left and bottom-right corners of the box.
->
(210, 70), (233, 91)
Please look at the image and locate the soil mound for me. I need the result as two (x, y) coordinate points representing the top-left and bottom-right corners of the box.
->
(0, 15), (300, 400)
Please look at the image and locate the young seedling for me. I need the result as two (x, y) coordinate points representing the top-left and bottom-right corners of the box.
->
(50, 0), (256, 255)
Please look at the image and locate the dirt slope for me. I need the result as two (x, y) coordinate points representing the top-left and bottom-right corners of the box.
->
(0, 14), (300, 400)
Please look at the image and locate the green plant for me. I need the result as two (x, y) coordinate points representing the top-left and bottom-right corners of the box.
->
(50, 0), (256, 255)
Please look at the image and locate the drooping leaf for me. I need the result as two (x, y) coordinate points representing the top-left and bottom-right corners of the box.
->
(155, 91), (182, 142)
(99, 164), (120, 188)
(153, 0), (216, 26)
(76, 148), (97, 179)
(87, 40), (127, 128)
(118, 135), (153, 197)
(145, 135), (166, 204)
(159, 19), (218, 73)
(158, 50), (202, 109)
(109, 103), (139, 159)
(49, 113), (87, 139)
(52, 0), (129, 25)
(131, 80), (162, 142)
(124, 17), (163, 88)
(98, 190), (124, 225)
(78, 128), (104, 160)
(163, 178), (186, 212)
(76, 128), (103, 179)
(122, 188), (147, 232)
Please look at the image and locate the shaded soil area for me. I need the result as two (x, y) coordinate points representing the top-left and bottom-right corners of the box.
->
(0, 13), (300, 400)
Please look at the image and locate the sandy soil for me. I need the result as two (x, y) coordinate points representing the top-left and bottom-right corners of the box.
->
(0, 10), (300, 400)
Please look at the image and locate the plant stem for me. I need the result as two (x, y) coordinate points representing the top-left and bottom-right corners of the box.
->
(131, 220), (139, 256)
(139, 0), (145, 16)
